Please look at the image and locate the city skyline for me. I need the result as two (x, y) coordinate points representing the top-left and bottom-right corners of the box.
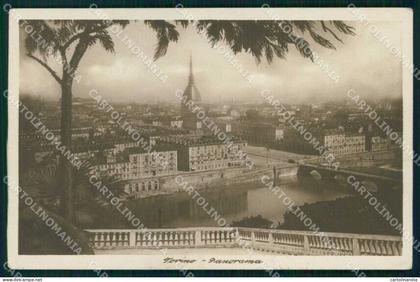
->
(19, 20), (402, 104)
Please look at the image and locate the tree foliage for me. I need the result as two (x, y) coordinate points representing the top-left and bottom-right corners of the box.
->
(23, 19), (355, 77)
(151, 20), (355, 63)
(23, 20), (130, 83)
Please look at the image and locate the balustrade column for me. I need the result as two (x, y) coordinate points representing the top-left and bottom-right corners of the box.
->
(352, 238), (360, 255)
(251, 231), (256, 245)
(195, 230), (203, 247)
(268, 232), (274, 248)
(129, 231), (136, 247)
(303, 235), (309, 253)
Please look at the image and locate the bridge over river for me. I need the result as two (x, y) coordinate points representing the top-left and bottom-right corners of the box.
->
(298, 163), (401, 183)
(86, 227), (402, 256)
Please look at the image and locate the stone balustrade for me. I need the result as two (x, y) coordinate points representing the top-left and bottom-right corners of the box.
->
(86, 227), (237, 250)
(85, 227), (402, 256)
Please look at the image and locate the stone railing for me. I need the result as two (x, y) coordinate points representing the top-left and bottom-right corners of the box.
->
(85, 227), (402, 256)
(85, 227), (237, 250)
(237, 227), (402, 256)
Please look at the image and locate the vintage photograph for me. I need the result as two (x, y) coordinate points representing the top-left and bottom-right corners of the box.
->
(6, 7), (413, 270)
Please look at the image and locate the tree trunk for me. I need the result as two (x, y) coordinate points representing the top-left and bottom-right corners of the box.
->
(58, 75), (73, 223)
(57, 39), (88, 224)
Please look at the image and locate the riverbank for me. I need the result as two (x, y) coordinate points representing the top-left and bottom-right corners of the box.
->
(125, 164), (298, 200)
(278, 192), (402, 236)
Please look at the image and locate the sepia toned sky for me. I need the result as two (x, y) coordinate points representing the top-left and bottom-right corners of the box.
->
(19, 20), (402, 104)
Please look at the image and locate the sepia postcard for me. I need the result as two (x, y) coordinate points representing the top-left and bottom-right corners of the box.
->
(5, 7), (413, 270)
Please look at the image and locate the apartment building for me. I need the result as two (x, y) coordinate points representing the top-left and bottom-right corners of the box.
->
(322, 130), (365, 156)
(90, 146), (177, 180)
(158, 135), (247, 172)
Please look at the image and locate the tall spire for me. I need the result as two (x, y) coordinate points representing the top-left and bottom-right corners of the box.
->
(189, 52), (193, 83)
(181, 53), (204, 131)
(181, 53), (201, 108)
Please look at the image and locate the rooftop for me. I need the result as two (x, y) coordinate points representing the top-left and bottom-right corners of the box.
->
(123, 144), (176, 155)
(158, 134), (244, 147)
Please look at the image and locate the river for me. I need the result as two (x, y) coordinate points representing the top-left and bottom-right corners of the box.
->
(121, 176), (352, 228)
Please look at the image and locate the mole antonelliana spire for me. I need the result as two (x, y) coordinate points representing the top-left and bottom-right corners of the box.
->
(189, 52), (193, 83)
(181, 54), (202, 116)
(181, 54), (204, 130)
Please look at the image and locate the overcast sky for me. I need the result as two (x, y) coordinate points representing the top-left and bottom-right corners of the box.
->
(19, 20), (402, 104)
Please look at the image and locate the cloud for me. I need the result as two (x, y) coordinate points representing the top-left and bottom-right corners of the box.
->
(20, 20), (402, 104)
